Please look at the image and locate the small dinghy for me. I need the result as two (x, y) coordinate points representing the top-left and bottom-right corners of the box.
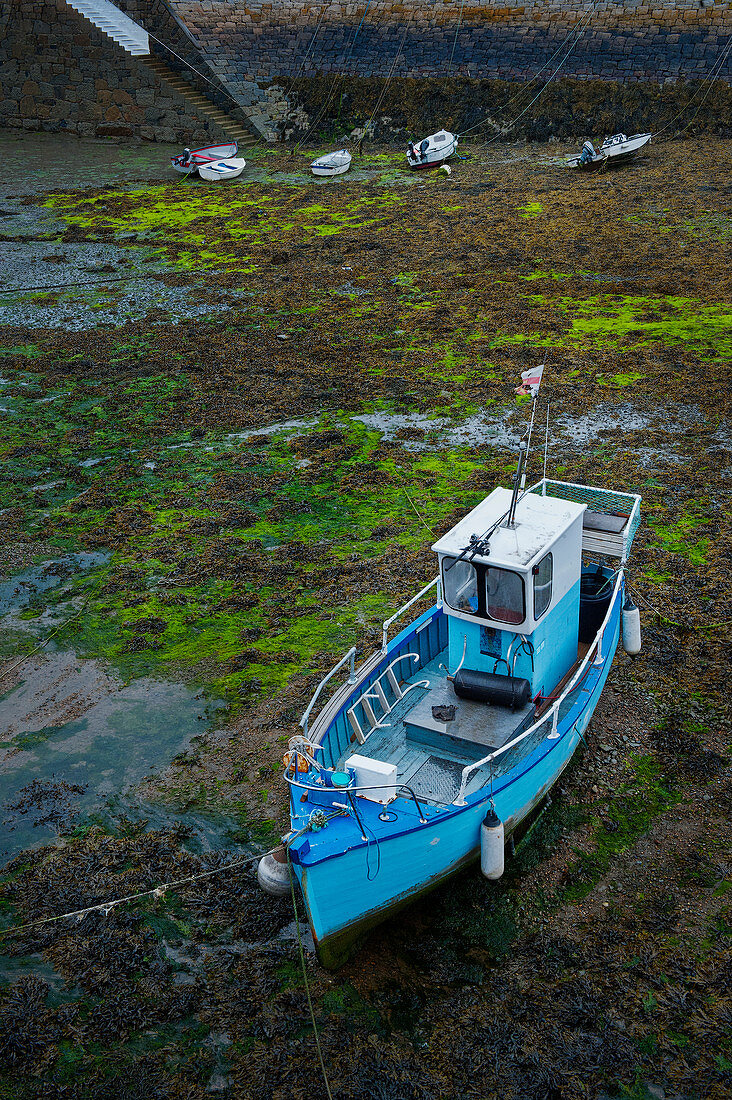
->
(568, 132), (651, 170)
(311, 149), (352, 177)
(171, 141), (238, 176)
(198, 157), (246, 181)
(259, 401), (642, 966)
(407, 130), (458, 170)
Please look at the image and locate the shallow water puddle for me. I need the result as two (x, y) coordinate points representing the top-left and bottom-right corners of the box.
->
(0, 555), (225, 866)
(0, 651), (219, 865)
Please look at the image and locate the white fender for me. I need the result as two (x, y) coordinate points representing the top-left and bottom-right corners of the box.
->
(257, 846), (290, 897)
(480, 807), (505, 880)
(622, 598), (641, 656)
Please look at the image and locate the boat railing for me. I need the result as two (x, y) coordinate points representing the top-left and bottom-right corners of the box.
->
(453, 570), (624, 806)
(382, 575), (441, 651)
(300, 646), (358, 741)
(290, 773), (430, 832)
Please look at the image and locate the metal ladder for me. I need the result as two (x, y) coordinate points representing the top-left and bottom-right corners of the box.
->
(346, 653), (429, 745)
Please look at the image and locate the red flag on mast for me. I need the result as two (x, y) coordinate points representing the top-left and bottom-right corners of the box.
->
(515, 364), (544, 397)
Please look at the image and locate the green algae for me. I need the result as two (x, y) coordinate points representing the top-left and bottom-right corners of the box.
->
(45, 185), (407, 274)
(489, 292), (732, 362)
(561, 755), (681, 903)
(517, 201), (543, 218)
(1, 370), (498, 706)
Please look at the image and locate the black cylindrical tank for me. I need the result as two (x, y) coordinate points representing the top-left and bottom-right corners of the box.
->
(453, 668), (531, 710)
(579, 567), (613, 643)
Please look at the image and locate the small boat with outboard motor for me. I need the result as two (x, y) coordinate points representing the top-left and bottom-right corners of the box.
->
(258, 375), (642, 966)
(311, 149), (352, 177)
(406, 130), (458, 169)
(568, 132), (651, 170)
(171, 141), (239, 176)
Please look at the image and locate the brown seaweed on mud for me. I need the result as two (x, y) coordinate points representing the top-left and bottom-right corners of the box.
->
(1, 138), (731, 1098)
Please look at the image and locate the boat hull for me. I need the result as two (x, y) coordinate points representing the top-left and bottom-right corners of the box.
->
(311, 151), (352, 177)
(198, 158), (247, 181)
(407, 133), (458, 170)
(292, 588), (622, 967)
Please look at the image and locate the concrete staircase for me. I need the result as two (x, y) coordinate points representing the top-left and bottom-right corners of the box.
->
(66, 0), (150, 55)
(63, 0), (258, 145)
(142, 56), (257, 146)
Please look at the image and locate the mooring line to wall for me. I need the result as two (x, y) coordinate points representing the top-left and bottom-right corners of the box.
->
(652, 30), (732, 141)
(457, 0), (598, 141)
(0, 850), (269, 940)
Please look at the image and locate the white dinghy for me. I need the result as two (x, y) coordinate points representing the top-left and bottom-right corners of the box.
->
(407, 130), (458, 170)
(568, 132), (651, 170)
(311, 149), (352, 177)
(171, 142), (238, 176)
(198, 157), (247, 181)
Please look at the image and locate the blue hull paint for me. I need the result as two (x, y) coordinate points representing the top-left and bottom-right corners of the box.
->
(289, 582), (623, 964)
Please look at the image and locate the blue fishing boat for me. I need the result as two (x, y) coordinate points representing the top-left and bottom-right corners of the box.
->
(259, 448), (642, 967)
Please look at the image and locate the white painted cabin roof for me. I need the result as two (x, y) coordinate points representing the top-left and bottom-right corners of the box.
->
(432, 487), (586, 568)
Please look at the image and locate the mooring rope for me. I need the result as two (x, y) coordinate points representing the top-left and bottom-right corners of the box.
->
(446, 0), (466, 79)
(0, 849), (269, 939)
(653, 30), (732, 141)
(294, 0), (374, 152)
(0, 562), (114, 684)
(287, 848), (335, 1100)
(458, 0), (598, 140)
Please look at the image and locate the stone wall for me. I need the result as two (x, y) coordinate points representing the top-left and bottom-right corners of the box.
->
(166, 0), (732, 85)
(0, 0), (230, 142)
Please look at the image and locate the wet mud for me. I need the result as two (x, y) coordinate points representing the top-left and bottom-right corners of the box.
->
(0, 132), (731, 1099)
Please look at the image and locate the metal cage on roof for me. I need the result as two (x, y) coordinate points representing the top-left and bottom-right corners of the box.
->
(530, 478), (641, 563)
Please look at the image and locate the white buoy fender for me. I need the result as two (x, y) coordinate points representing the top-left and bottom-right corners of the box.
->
(622, 597), (641, 656)
(257, 845), (290, 897)
(480, 806), (505, 880)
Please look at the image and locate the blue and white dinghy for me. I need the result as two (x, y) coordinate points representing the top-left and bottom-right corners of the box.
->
(260, 449), (642, 966)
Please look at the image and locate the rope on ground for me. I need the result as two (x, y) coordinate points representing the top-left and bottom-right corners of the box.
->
(627, 583), (732, 634)
(0, 849), (268, 940)
(0, 564), (112, 684)
(402, 484), (435, 534)
(287, 848), (334, 1100)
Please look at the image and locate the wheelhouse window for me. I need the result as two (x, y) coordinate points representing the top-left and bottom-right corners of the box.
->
(533, 553), (553, 620)
(442, 556), (479, 615)
(485, 567), (525, 626)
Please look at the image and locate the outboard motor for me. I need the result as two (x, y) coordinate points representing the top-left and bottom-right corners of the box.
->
(579, 140), (596, 167)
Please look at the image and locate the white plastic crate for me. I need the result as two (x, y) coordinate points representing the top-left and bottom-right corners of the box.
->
(346, 753), (397, 805)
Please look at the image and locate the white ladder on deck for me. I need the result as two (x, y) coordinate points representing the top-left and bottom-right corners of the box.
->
(347, 654), (428, 745)
(65, 0), (150, 56)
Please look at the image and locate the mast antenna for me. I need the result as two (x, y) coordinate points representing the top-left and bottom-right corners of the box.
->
(542, 401), (550, 492)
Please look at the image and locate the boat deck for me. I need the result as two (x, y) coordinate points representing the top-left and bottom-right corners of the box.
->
(337, 654), (535, 804)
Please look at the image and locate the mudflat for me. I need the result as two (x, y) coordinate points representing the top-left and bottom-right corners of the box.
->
(1, 133), (730, 1100)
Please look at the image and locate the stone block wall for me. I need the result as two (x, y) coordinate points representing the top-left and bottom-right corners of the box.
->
(166, 0), (732, 85)
(0, 0), (231, 142)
